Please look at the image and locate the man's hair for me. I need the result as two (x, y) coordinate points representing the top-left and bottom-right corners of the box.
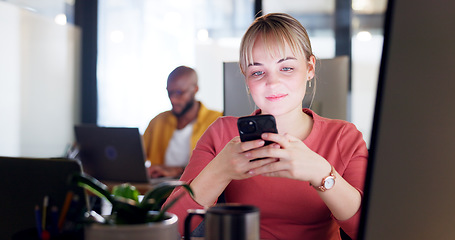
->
(167, 66), (197, 85)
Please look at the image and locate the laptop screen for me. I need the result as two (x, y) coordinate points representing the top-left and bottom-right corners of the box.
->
(74, 125), (150, 183)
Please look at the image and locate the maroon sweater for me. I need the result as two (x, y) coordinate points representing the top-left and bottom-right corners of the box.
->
(165, 109), (368, 240)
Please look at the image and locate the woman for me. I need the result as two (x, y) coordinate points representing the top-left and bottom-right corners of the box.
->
(165, 13), (368, 240)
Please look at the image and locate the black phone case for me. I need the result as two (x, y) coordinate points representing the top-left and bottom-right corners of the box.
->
(237, 114), (278, 145)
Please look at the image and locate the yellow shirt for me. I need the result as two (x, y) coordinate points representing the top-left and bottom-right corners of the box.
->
(142, 102), (222, 165)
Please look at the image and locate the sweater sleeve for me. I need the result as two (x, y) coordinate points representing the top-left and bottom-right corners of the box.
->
(335, 123), (369, 240)
(142, 111), (176, 165)
(162, 117), (230, 235)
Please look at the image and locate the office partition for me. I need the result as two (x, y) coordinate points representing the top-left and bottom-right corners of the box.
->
(223, 56), (349, 120)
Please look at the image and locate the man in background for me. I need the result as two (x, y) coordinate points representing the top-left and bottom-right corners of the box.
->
(143, 66), (222, 178)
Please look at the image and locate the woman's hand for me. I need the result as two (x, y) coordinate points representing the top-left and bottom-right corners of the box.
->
(190, 136), (279, 207)
(253, 133), (363, 221)
(247, 132), (331, 185)
(209, 136), (279, 181)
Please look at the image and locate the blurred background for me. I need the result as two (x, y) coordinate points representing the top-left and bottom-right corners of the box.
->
(0, 0), (386, 157)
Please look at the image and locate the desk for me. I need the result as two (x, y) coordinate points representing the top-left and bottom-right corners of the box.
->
(104, 181), (154, 194)
(104, 177), (179, 194)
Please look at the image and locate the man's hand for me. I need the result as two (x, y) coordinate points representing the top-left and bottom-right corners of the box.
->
(148, 165), (184, 178)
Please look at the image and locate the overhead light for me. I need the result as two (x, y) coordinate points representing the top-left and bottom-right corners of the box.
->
(22, 6), (37, 12)
(54, 14), (67, 25)
(356, 31), (372, 41)
(352, 0), (368, 11)
(197, 29), (209, 41)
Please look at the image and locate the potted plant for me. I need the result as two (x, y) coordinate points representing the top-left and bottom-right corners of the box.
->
(70, 173), (193, 240)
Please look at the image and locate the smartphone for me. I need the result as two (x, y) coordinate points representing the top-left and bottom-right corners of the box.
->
(237, 114), (278, 146)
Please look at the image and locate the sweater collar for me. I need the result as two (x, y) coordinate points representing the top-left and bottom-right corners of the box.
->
(251, 108), (319, 143)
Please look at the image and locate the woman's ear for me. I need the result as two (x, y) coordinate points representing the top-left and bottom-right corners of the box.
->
(307, 55), (316, 79)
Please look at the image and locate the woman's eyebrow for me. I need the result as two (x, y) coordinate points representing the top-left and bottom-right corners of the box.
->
(248, 62), (263, 67)
(247, 57), (297, 67)
(277, 57), (297, 63)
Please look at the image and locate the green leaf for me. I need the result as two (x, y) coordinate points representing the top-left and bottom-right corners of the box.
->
(153, 191), (186, 221)
(70, 173), (193, 224)
(112, 199), (147, 224)
(140, 181), (193, 211)
(70, 173), (114, 203)
(112, 183), (139, 202)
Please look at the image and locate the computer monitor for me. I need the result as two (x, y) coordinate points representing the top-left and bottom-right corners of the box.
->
(0, 157), (87, 239)
(359, 0), (455, 239)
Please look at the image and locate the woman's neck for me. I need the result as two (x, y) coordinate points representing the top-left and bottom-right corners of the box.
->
(274, 108), (313, 141)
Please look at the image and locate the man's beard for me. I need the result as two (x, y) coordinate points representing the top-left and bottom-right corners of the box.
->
(172, 99), (195, 118)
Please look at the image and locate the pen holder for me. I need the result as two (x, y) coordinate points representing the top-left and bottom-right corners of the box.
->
(84, 211), (180, 240)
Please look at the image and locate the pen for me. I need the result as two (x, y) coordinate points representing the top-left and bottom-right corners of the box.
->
(58, 191), (73, 231)
(35, 205), (42, 238)
(42, 196), (48, 230)
(51, 206), (59, 236)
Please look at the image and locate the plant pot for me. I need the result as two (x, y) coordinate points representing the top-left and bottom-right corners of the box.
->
(84, 211), (180, 240)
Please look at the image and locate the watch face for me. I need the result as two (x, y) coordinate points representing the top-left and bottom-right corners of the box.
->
(324, 176), (335, 189)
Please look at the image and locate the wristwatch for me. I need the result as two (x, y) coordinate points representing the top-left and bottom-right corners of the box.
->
(312, 165), (336, 192)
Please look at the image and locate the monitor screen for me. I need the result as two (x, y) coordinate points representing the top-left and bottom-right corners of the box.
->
(359, 0), (455, 239)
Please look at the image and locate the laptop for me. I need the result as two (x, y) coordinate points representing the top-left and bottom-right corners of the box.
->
(74, 125), (151, 183)
(0, 157), (88, 240)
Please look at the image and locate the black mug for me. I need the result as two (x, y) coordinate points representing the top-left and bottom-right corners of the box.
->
(184, 203), (260, 240)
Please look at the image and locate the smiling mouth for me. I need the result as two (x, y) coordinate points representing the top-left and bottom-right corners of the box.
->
(266, 94), (288, 101)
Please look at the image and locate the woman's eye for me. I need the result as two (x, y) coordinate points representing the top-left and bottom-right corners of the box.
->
(252, 71), (264, 77)
(281, 67), (293, 71)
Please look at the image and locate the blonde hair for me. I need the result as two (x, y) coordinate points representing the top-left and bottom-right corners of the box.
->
(239, 13), (314, 75)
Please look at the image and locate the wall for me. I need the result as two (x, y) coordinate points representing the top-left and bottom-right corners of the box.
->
(0, 2), (81, 157)
(0, 3), (21, 155)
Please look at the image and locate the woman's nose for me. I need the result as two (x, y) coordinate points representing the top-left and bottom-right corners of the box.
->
(265, 72), (280, 87)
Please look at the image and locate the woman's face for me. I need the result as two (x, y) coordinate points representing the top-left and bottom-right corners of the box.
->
(245, 36), (315, 117)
